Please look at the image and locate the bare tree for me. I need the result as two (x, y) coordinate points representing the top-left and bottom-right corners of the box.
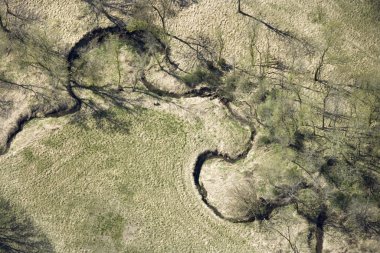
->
(266, 223), (300, 253)
(81, 0), (136, 27)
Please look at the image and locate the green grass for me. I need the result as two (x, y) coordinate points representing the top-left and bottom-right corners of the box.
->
(0, 104), (256, 253)
(71, 34), (139, 88)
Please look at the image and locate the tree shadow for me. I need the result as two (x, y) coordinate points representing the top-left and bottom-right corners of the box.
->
(68, 87), (134, 134)
(0, 196), (55, 253)
(239, 10), (295, 40)
(237, 2), (314, 53)
(70, 105), (131, 134)
(175, 0), (198, 8)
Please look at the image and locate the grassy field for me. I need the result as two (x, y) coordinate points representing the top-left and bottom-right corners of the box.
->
(1, 0), (379, 252)
(0, 92), (263, 252)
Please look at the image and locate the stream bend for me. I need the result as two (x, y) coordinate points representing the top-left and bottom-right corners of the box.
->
(3, 25), (257, 223)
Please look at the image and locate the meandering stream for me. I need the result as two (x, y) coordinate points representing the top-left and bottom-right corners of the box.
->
(2, 25), (257, 223)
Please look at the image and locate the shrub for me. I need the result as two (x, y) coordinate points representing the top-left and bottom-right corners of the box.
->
(181, 67), (218, 87)
(257, 135), (272, 146)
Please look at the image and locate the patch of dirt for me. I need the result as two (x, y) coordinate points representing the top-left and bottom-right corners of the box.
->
(123, 225), (139, 244)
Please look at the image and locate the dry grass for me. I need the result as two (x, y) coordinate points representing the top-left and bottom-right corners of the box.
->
(0, 0), (97, 151)
(167, 0), (380, 83)
(1, 0), (379, 252)
(0, 87), (261, 252)
(9, 0), (110, 52)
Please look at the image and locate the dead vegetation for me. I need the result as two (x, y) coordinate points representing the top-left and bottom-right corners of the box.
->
(0, 0), (379, 252)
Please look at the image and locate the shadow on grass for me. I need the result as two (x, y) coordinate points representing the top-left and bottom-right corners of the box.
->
(0, 197), (54, 253)
(67, 82), (153, 134)
(69, 98), (132, 134)
(237, 2), (314, 53)
(238, 10), (295, 40)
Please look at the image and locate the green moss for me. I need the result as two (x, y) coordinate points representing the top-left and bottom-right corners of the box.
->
(42, 134), (65, 149)
(22, 147), (35, 162)
(96, 212), (124, 241)
(21, 147), (53, 172)
(117, 183), (135, 201)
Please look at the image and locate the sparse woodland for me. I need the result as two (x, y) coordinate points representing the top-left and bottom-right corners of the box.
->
(0, 0), (379, 252)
